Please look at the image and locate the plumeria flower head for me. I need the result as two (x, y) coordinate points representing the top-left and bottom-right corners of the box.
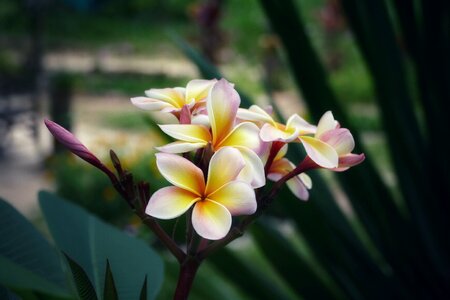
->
(131, 79), (217, 118)
(146, 147), (257, 240)
(156, 78), (266, 188)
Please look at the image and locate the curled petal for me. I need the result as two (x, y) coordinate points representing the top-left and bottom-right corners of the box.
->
(144, 88), (185, 108)
(208, 181), (257, 215)
(237, 105), (274, 124)
(155, 153), (205, 196)
(286, 176), (310, 201)
(299, 173), (312, 189)
(186, 79), (217, 103)
(145, 186), (199, 219)
(320, 128), (355, 155)
(218, 122), (263, 153)
(192, 200), (232, 240)
(286, 114), (317, 135)
(316, 111), (339, 138)
(300, 136), (339, 168)
(159, 124), (211, 143)
(207, 79), (240, 145)
(260, 123), (298, 142)
(130, 97), (174, 111)
(206, 147), (246, 194)
(155, 141), (206, 154)
(268, 158), (293, 181)
(235, 146), (266, 188)
(334, 153), (366, 172)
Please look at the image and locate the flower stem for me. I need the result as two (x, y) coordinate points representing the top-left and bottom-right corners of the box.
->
(173, 258), (201, 300)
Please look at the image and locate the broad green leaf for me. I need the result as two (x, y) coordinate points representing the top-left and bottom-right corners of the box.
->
(64, 253), (98, 300)
(39, 191), (164, 300)
(0, 199), (69, 297)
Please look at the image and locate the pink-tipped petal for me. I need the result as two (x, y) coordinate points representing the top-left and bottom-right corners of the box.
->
(159, 124), (211, 143)
(316, 111), (338, 138)
(208, 181), (257, 215)
(192, 200), (232, 240)
(320, 128), (355, 155)
(334, 153), (365, 171)
(130, 97), (174, 111)
(155, 141), (206, 154)
(300, 136), (339, 168)
(207, 79), (240, 145)
(179, 105), (191, 124)
(234, 147), (266, 188)
(145, 186), (199, 219)
(286, 176), (310, 201)
(206, 147), (246, 194)
(155, 153), (205, 196)
(260, 123), (298, 142)
(218, 122), (263, 153)
(299, 173), (312, 189)
(286, 114), (317, 135)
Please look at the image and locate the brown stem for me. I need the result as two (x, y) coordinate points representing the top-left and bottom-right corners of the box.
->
(173, 258), (201, 300)
(137, 212), (187, 263)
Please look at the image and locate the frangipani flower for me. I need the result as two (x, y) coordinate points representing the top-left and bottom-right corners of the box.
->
(315, 111), (365, 171)
(131, 79), (217, 115)
(267, 144), (312, 200)
(238, 105), (317, 143)
(238, 105), (339, 169)
(146, 147), (257, 240)
(157, 79), (265, 188)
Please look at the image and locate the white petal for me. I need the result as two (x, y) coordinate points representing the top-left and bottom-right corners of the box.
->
(206, 147), (246, 194)
(146, 186), (199, 219)
(208, 181), (257, 216)
(300, 136), (339, 168)
(192, 200), (232, 240)
(155, 153), (205, 196)
(235, 147), (266, 188)
(316, 111), (338, 138)
(156, 141), (206, 153)
(131, 97), (173, 111)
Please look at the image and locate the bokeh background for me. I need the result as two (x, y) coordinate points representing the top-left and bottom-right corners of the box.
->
(1, 0), (449, 299)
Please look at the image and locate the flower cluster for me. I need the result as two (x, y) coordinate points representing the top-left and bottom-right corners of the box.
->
(131, 78), (365, 240)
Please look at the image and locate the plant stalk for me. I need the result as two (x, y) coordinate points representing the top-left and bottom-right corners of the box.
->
(173, 258), (201, 300)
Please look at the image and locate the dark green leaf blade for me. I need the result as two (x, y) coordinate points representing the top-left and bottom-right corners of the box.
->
(64, 253), (98, 300)
(103, 260), (118, 300)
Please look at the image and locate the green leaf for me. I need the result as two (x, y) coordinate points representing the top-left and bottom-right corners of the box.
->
(39, 191), (164, 300)
(0, 198), (70, 297)
(251, 221), (341, 299)
(64, 253), (98, 300)
(103, 260), (118, 300)
(209, 248), (292, 300)
(0, 284), (20, 300)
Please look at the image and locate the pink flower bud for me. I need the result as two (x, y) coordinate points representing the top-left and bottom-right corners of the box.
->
(44, 119), (102, 168)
